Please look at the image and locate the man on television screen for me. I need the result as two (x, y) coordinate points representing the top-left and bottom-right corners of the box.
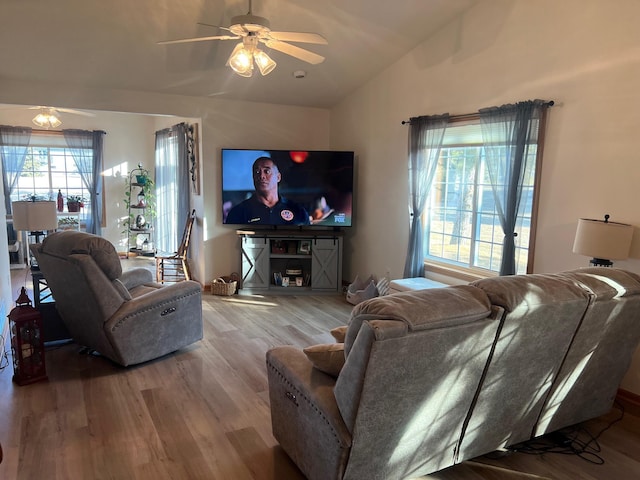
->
(225, 157), (310, 225)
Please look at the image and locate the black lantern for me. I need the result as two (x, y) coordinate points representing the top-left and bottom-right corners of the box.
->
(8, 287), (47, 385)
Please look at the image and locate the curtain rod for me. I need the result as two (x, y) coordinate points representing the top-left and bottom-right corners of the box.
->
(31, 128), (107, 135)
(401, 100), (555, 125)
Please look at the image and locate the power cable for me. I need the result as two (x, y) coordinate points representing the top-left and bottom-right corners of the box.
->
(507, 401), (625, 465)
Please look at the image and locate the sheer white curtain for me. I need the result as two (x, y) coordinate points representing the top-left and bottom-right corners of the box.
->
(155, 124), (190, 253)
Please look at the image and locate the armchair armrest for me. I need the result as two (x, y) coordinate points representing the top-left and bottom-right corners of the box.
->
(266, 346), (351, 480)
(120, 268), (154, 290)
(104, 280), (203, 366)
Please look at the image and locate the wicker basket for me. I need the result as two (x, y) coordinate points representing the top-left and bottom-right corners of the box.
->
(211, 277), (237, 296)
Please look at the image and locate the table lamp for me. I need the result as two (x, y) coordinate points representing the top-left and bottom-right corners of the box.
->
(11, 200), (58, 244)
(572, 214), (633, 267)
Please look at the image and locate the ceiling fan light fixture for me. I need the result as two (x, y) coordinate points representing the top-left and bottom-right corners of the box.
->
(254, 49), (276, 76)
(227, 42), (254, 77)
(160, 1), (328, 78)
(32, 109), (62, 129)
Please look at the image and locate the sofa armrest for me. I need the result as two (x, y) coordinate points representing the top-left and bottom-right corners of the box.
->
(103, 280), (203, 366)
(266, 346), (351, 480)
(120, 267), (154, 290)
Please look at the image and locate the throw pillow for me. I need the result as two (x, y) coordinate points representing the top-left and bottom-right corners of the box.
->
(330, 326), (347, 343)
(303, 343), (345, 377)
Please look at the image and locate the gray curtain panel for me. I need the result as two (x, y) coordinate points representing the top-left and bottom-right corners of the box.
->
(0, 125), (32, 212)
(403, 114), (449, 278)
(63, 129), (106, 235)
(479, 100), (548, 276)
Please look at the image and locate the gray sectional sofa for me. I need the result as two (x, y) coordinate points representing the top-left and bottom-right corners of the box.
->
(266, 268), (640, 479)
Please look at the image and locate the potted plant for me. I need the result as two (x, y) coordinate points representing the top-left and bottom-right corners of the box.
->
(66, 195), (85, 212)
(134, 165), (154, 188)
(57, 216), (79, 230)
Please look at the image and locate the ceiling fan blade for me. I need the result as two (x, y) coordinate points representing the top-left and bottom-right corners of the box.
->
(158, 35), (239, 45)
(268, 31), (327, 45)
(197, 22), (232, 33)
(26, 105), (95, 117)
(56, 108), (95, 117)
(264, 40), (325, 64)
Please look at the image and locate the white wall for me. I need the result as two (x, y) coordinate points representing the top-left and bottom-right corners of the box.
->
(330, 0), (640, 394)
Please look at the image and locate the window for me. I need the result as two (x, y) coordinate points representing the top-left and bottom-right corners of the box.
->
(155, 129), (180, 252)
(9, 133), (93, 222)
(155, 123), (191, 253)
(424, 121), (539, 275)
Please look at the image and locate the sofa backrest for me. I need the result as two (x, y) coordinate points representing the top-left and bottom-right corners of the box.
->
(456, 272), (593, 461)
(39, 230), (123, 279)
(534, 268), (640, 436)
(31, 231), (129, 360)
(335, 285), (503, 479)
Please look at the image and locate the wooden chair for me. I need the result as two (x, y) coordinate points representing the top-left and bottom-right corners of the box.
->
(155, 209), (196, 283)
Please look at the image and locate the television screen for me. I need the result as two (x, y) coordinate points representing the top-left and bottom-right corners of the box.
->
(222, 149), (354, 227)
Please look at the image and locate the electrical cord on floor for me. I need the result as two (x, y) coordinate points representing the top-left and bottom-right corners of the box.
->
(507, 401), (626, 465)
(0, 333), (10, 372)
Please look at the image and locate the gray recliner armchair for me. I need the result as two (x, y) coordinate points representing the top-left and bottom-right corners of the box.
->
(31, 230), (203, 366)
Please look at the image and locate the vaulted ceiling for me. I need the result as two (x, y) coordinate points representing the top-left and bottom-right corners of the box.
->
(1, 0), (477, 108)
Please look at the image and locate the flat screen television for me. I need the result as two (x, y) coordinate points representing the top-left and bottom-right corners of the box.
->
(222, 149), (354, 228)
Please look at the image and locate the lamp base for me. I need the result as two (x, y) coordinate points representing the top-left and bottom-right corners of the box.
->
(589, 258), (613, 267)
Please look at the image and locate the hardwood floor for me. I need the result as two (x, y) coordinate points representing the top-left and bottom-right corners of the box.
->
(1, 265), (640, 479)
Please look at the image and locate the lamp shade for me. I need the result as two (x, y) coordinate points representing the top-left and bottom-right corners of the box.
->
(227, 42), (254, 77)
(253, 50), (276, 76)
(11, 201), (58, 232)
(573, 217), (633, 262)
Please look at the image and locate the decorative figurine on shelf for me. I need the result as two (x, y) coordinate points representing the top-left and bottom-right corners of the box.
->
(135, 214), (146, 229)
(57, 189), (64, 212)
(136, 188), (146, 207)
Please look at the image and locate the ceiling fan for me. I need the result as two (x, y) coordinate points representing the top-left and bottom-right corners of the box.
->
(158, 0), (328, 76)
(29, 106), (95, 129)
(0, 105), (95, 129)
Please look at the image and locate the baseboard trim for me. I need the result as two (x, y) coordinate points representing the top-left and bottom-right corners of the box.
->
(617, 388), (640, 416)
(616, 388), (640, 408)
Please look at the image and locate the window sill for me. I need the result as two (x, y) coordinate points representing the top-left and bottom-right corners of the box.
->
(423, 260), (497, 285)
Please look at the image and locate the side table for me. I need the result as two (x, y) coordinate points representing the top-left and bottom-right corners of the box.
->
(31, 269), (72, 344)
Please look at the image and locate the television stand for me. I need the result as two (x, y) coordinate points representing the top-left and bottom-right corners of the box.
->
(236, 229), (343, 295)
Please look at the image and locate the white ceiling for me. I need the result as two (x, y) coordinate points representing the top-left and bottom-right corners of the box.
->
(1, 0), (477, 109)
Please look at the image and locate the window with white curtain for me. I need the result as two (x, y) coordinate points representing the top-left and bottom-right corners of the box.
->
(155, 131), (179, 253)
(424, 121), (538, 275)
(10, 133), (93, 224)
